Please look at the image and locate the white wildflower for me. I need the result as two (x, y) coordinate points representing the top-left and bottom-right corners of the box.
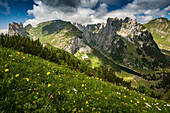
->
(72, 88), (77, 94)
(145, 103), (152, 108)
(166, 104), (170, 107)
(156, 106), (161, 111)
(116, 92), (121, 94)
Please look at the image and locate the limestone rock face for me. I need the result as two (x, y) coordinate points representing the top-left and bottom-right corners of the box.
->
(8, 22), (27, 36)
(71, 37), (91, 54)
(76, 17), (165, 69)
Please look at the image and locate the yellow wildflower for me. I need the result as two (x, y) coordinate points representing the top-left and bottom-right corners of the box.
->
(23, 57), (25, 59)
(143, 98), (146, 101)
(5, 69), (9, 72)
(29, 89), (32, 91)
(62, 108), (65, 110)
(26, 78), (29, 81)
(87, 105), (89, 107)
(59, 75), (61, 77)
(34, 81), (36, 83)
(26, 103), (28, 106)
(48, 84), (51, 87)
(37, 73), (40, 75)
(67, 90), (70, 93)
(86, 101), (88, 104)
(130, 100), (133, 102)
(81, 108), (84, 111)
(137, 101), (140, 103)
(135, 103), (137, 106)
(15, 74), (19, 77)
(50, 95), (54, 98)
(37, 92), (39, 95)
(76, 75), (78, 77)
(47, 72), (50, 75)
(100, 90), (103, 93)
(124, 96), (126, 98)
(58, 91), (60, 95)
(33, 101), (36, 104)
(43, 66), (45, 68)
(82, 84), (84, 87)
(105, 97), (107, 99)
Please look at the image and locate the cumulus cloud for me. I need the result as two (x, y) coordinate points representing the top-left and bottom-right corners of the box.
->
(0, 0), (10, 15)
(24, 0), (170, 26)
(0, 29), (8, 34)
(106, 0), (170, 23)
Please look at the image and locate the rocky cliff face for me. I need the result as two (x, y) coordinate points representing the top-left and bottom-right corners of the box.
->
(24, 17), (166, 71)
(77, 17), (165, 70)
(8, 22), (27, 36)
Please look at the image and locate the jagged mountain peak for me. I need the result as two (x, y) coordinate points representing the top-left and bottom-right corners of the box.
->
(8, 22), (28, 36)
(11, 17), (167, 74)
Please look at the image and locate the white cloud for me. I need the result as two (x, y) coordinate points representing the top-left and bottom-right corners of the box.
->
(24, 0), (170, 26)
(81, 0), (98, 8)
(24, 1), (106, 26)
(0, 29), (8, 34)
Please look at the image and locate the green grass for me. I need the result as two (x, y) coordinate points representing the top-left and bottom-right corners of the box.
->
(144, 18), (170, 51)
(0, 47), (170, 112)
(115, 71), (139, 89)
(25, 20), (82, 53)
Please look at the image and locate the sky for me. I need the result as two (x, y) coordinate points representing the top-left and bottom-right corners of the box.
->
(0, 0), (170, 33)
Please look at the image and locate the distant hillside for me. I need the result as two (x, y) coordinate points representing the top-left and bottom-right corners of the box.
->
(25, 20), (83, 53)
(144, 18), (170, 52)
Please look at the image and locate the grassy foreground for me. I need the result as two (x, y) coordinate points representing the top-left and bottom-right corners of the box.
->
(0, 47), (170, 113)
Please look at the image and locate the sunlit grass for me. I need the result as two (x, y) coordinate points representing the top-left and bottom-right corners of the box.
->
(0, 47), (170, 112)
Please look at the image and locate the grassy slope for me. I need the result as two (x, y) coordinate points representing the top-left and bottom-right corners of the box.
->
(25, 20), (82, 51)
(144, 18), (170, 52)
(1, 47), (170, 112)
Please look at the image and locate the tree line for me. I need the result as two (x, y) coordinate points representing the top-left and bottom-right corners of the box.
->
(0, 34), (132, 89)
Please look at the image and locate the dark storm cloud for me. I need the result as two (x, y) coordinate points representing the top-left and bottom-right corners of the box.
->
(35, 0), (81, 12)
(134, 0), (170, 9)
(38, 0), (80, 8)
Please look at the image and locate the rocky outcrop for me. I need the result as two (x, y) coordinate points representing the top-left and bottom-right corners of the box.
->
(8, 22), (27, 36)
(71, 37), (91, 54)
(77, 17), (165, 70)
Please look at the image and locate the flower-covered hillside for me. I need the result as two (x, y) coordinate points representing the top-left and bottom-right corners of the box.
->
(0, 47), (169, 112)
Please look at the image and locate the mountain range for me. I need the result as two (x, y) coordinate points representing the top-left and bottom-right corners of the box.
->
(1, 17), (170, 112)
(17, 17), (169, 74)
